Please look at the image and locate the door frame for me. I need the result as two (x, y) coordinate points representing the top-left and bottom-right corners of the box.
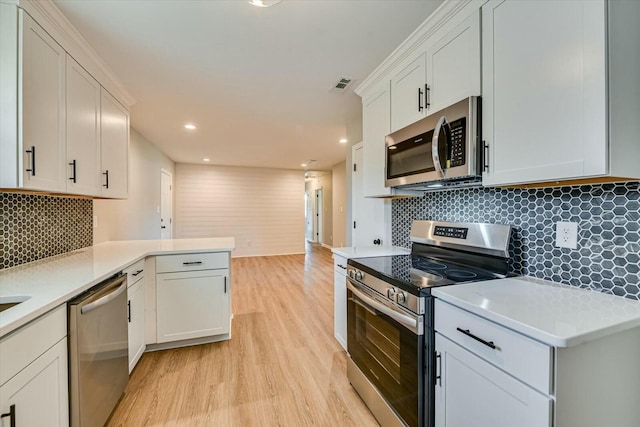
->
(160, 168), (173, 239)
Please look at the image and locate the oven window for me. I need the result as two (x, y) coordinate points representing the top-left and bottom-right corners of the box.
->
(387, 129), (435, 179)
(347, 287), (423, 427)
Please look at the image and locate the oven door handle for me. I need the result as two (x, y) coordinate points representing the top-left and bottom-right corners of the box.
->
(347, 281), (420, 333)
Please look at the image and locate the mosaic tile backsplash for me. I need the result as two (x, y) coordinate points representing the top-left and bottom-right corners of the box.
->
(0, 192), (93, 269)
(392, 182), (640, 300)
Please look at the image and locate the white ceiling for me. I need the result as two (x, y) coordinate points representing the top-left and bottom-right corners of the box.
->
(54, 0), (443, 171)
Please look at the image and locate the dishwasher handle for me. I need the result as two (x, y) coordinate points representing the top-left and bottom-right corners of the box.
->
(81, 277), (127, 315)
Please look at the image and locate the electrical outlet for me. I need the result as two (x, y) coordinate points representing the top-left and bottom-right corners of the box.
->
(93, 215), (98, 229)
(556, 221), (578, 249)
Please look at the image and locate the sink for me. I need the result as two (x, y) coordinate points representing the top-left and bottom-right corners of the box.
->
(0, 296), (31, 313)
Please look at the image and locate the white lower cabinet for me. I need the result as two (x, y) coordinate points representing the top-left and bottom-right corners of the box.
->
(0, 306), (68, 427)
(333, 255), (348, 351)
(155, 253), (231, 344)
(127, 278), (145, 373)
(434, 333), (551, 427)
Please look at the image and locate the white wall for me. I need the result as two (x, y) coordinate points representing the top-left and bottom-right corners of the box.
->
(94, 128), (175, 244)
(332, 161), (347, 248)
(175, 164), (305, 257)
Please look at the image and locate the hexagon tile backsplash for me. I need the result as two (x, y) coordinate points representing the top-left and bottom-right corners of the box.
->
(392, 182), (640, 300)
(0, 192), (93, 270)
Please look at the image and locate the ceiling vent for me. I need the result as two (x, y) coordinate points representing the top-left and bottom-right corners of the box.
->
(329, 77), (353, 93)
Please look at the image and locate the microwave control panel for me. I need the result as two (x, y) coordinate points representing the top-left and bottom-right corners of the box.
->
(449, 118), (466, 168)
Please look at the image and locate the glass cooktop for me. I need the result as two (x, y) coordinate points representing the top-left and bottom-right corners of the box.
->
(350, 254), (507, 292)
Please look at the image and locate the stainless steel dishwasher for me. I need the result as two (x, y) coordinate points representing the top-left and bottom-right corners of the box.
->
(68, 273), (129, 427)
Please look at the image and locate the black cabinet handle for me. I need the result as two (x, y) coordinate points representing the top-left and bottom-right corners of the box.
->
(183, 261), (203, 265)
(103, 170), (109, 188)
(224, 276), (227, 294)
(1, 404), (16, 427)
(26, 146), (36, 176)
(69, 159), (77, 183)
(483, 141), (489, 172)
(337, 264), (346, 270)
(425, 84), (430, 109)
(161, 226), (166, 229)
(456, 327), (497, 350)
(127, 301), (131, 322)
(418, 87), (424, 112)
(132, 269), (143, 277)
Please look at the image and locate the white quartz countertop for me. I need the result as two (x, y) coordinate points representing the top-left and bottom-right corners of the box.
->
(432, 276), (640, 347)
(0, 238), (235, 338)
(331, 246), (410, 259)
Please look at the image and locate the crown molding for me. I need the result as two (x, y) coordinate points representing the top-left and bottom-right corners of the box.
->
(18, 0), (136, 107)
(354, 0), (478, 98)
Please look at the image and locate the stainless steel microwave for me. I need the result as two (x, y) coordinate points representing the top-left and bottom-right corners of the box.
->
(385, 96), (481, 190)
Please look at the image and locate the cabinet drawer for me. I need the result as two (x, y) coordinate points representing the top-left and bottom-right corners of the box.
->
(434, 299), (552, 394)
(123, 259), (145, 286)
(156, 252), (228, 273)
(333, 255), (347, 275)
(0, 305), (66, 386)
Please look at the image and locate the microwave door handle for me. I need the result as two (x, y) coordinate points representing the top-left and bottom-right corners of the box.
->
(431, 115), (447, 178)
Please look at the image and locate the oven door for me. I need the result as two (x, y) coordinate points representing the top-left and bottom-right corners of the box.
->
(347, 279), (424, 427)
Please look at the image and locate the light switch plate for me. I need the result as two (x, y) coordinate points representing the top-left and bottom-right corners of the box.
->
(556, 221), (578, 249)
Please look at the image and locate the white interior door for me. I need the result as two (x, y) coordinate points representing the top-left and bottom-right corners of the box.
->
(160, 169), (172, 239)
(315, 188), (323, 244)
(305, 191), (314, 242)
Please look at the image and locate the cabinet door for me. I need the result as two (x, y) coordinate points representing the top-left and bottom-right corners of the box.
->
(390, 53), (426, 132)
(127, 278), (145, 373)
(156, 269), (230, 343)
(333, 269), (347, 351)
(19, 10), (66, 192)
(434, 334), (551, 427)
(426, 9), (480, 113)
(66, 55), (101, 196)
(362, 82), (392, 197)
(352, 144), (390, 246)
(482, 0), (606, 186)
(100, 88), (129, 198)
(0, 338), (69, 427)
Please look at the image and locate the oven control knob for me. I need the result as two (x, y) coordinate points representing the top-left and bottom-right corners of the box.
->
(386, 288), (396, 299)
(396, 292), (407, 304)
(348, 269), (355, 279)
(355, 271), (364, 281)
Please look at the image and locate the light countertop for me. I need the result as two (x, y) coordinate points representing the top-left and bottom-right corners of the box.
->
(331, 246), (410, 259)
(0, 238), (235, 338)
(432, 276), (640, 347)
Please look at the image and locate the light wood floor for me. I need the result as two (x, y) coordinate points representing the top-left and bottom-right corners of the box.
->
(106, 244), (379, 427)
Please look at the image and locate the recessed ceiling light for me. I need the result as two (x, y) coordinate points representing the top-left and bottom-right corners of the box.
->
(248, 0), (282, 7)
(300, 163), (307, 167)
(184, 123), (196, 130)
(203, 158), (210, 162)
(339, 138), (348, 144)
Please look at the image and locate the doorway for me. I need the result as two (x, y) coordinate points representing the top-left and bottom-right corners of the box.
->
(305, 191), (314, 242)
(160, 169), (172, 240)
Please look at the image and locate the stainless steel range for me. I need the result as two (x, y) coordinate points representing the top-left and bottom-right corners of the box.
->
(346, 220), (512, 427)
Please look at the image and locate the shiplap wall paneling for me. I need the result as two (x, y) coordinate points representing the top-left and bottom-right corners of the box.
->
(176, 164), (305, 257)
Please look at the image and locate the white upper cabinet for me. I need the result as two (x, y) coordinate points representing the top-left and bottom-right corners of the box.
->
(390, 54), (427, 132)
(362, 81), (392, 197)
(426, 9), (481, 113)
(100, 88), (129, 198)
(389, 9), (481, 133)
(66, 55), (101, 196)
(482, 0), (613, 186)
(0, 4), (131, 198)
(19, 10), (67, 193)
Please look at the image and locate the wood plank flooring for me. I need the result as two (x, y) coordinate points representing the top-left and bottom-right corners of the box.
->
(106, 244), (379, 426)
